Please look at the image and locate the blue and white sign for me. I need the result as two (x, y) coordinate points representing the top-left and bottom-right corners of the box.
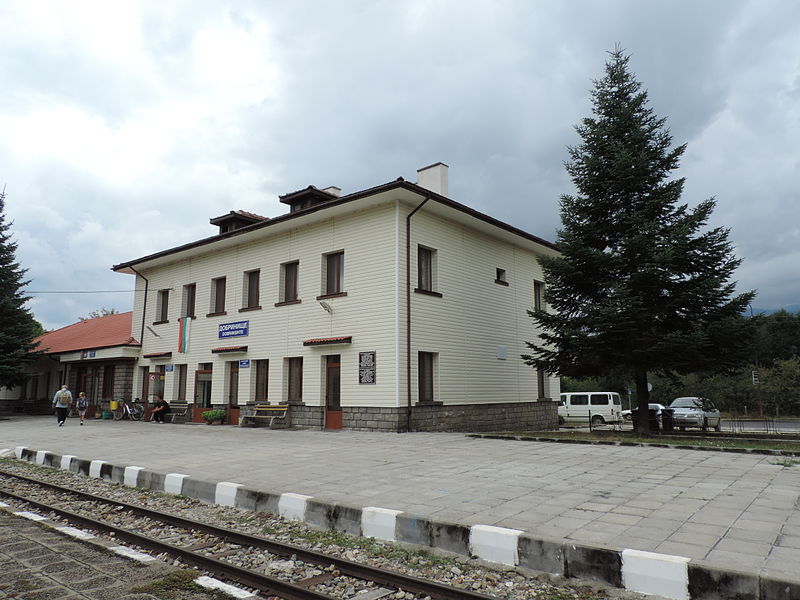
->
(218, 321), (249, 339)
(239, 359), (250, 368)
(165, 364), (174, 372)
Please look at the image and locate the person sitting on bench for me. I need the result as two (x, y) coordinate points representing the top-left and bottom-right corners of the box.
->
(151, 396), (171, 423)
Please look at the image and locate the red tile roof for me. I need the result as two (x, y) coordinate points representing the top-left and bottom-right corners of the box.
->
(303, 336), (352, 346)
(34, 312), (139, 354)
(211, 346), (248, 353)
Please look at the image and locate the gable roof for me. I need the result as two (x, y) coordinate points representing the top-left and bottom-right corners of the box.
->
(34, 312), (139, 354)
(112, 178), (558, 274)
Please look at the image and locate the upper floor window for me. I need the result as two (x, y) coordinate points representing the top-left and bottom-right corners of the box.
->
(279, 261), (299, 304)
(534, 279), (545, 312)
(210, 277), (226, 314)
(243, 269), (260, 309)
(155, 289), (169, 323)
(416, 245), (440, 296)
(495, 268), (508, 286)
(182, 283), (196, 318)
(323, 251), (344, 296)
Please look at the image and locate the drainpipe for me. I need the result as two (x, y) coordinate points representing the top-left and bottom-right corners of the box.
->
(128, 266), (149, 347)
(406, 196), (430, 433)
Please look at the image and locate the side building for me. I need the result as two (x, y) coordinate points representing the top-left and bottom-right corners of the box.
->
(112, 163), (560, 431)
(0, 312), (140, 415)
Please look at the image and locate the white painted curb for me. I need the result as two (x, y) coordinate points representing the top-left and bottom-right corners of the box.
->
(215, 482), (243, 507)
(0, 448), (12, 458)
(469, 524), (523, 566)
(14, 446), (26, 459)
(278, 492), (312, 521)
(60, 455), (76, 470)
(89, 460), (107, 478)
(622, 548), (690, 600)
(109, 545), (156, 562)
(164, 473), (189, 495)
(56, 526), (96, 540)
(124, 466), (144, 487)
(14, 511), (47, 521)
(35, 450), (50, 465)
(195, 576), (256, 599)
(362, 506), (403, 541)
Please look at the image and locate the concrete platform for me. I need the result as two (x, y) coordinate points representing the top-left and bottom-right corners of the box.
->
(2, 416), (800, 599)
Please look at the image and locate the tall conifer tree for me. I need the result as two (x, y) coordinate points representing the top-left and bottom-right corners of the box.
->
(0, 188), (40, 389)
(523, 49), (755, 433)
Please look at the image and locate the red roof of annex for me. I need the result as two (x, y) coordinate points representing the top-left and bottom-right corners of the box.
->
(34, 312), (139, 354)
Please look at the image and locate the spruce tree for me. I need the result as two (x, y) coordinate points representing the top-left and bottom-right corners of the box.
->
(523, 49), (755, 433)
(0, 188), (41, 389)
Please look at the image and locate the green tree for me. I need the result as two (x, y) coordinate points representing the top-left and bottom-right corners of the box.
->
(523, 48), (755, 433)
(0, 188), (41, 388)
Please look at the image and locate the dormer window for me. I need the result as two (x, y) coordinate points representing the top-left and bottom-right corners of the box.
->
(209, 210), (268, 235)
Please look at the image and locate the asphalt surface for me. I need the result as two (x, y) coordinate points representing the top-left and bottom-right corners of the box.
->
(2, 415), (799, 582)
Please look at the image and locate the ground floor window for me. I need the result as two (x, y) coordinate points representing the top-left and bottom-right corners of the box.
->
(537, 367), (546, 399)
(418, 351), (437, 403)
(176, 364), (187, 402)
(228, 361), (239, 406)
(287, 357), (303, 402)
(254, 359), (268, 402)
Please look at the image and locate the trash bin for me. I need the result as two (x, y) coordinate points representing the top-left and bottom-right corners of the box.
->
(102, 410), (113, 420)
(661, 408), (674, 433)
(648, 408), (661, 432)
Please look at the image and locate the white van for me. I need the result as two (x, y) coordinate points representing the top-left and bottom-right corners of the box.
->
(558, 392), (623, 425)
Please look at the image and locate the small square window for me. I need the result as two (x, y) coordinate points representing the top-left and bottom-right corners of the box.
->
(495, 268), (508, 286)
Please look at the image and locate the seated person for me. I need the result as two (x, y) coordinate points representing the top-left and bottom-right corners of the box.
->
(151, 397), (171, 423)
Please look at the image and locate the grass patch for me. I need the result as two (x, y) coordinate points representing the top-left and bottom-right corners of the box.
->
(771, 458), (800, 468)
(129, 569), (226, 599)
(496, 430), (800, 453)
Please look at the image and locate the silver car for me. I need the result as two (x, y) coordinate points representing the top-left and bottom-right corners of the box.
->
(669, 397), (721, 431)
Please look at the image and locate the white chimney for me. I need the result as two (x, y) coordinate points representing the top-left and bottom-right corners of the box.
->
(416, 162), (449, 197)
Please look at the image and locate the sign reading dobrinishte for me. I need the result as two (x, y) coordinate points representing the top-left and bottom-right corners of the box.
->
(218, 321), (249, 339)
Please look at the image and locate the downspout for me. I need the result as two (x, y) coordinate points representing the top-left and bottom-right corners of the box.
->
(405, 196), (430, 433)
(129, 266), (149, 347)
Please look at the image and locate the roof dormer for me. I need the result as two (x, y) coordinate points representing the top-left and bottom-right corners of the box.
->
(279, 185), (341, 214)
(209, 210), (269, 235)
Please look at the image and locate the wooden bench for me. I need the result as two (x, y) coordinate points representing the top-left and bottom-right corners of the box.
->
(165, 403), (189, 423)
(239, 404), (288, 428)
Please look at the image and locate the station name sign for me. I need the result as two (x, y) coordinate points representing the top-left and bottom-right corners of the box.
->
(218, 320), (249, 339)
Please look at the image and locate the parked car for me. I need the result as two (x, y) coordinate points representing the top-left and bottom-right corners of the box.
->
(669, 397), (722, 431)
(558, 392), (623, 426)
(622, 403), (667, 421)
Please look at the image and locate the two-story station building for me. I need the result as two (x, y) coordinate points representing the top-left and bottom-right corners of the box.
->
(111, 163), (560, 431)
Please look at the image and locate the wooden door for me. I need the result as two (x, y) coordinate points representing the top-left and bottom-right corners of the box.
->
(324, 355), (342, 430)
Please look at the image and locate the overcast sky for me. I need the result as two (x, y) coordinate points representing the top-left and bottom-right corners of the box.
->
(2, 0), (798, 331)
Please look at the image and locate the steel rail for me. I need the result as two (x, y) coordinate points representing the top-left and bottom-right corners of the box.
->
(0, 469), (497, 600)
(0, 487), (335, 600)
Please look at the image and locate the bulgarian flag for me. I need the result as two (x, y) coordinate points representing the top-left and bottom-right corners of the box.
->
(178, 317), (191, 353)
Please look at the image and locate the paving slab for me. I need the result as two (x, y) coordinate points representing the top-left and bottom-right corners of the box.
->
(2, 416), (800, 583)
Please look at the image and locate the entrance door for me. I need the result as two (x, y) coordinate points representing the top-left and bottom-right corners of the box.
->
(324, 355), (342, 430)
(194, 370), (212, 422)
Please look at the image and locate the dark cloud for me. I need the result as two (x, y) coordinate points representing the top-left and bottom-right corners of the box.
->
(0, 0), (797, 328)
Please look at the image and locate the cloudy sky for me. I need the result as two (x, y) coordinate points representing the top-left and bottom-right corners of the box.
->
(1, 0), (798, 330)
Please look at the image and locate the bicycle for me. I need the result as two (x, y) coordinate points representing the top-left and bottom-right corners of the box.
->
(113, 400), (143, 421)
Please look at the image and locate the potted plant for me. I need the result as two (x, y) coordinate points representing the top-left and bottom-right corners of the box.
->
(201, 409), (227, 425)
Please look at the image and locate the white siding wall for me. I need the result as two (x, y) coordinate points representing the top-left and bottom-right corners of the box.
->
(406, 207), (559, 405)
(130, 204), (400, 408)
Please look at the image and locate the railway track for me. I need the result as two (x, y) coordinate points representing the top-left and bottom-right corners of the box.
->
(0, 468), (498, 600)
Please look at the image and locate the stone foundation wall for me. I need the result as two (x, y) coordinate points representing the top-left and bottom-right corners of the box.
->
(286, 401), (557, 433)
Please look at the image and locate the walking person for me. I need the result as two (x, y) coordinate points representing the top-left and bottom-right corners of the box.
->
(52, 384), (72, 427)
(76, 392), (89, 425)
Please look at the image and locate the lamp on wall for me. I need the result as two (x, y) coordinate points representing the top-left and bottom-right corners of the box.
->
(319, 300), (332, 314)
